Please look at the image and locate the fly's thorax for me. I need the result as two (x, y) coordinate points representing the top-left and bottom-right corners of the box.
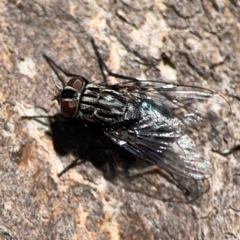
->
(78, 84), (140, 125)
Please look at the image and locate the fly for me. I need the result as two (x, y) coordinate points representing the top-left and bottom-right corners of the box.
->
(45, 38), (230, 180)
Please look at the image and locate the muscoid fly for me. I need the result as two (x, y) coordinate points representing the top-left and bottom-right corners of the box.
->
(45, 39), (230, 181)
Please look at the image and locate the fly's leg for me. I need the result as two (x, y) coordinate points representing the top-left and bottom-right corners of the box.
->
(21, 115), (55, 128)
(58, 157), (87, 177)
(43, 54), (88, 88)
(128, 165), (209, 202)
(90, 38), (141, 84)
(127, 165), (159, 178)
(58, 146), (119, 180)
(90, 38), (163, 85)
(90, 38), (108, 83)
(165, 174), (210, 203)
(45, 39), (140, 87)
(43, 54), (85, 78)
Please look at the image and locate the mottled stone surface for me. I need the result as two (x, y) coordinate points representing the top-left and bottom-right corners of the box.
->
(0, 1), (239, 239)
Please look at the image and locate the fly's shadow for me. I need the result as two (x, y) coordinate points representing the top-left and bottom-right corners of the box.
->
(47, 113), (137, 180)
(44, 113), (209, 203)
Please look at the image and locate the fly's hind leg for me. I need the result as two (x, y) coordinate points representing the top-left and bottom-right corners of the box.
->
(127, 165), (210, 202)
(58, 157), (87, 177)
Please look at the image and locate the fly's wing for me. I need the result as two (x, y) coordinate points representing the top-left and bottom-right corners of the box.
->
(105, 100), (212, 180)
(117, 80), (230, 119)
(117, 80), (231, 151)
(105, 81), (230, 180)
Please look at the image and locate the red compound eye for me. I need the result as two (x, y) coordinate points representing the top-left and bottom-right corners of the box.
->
(61, 101), (77, 118)
(67, 77), (84, 90)
(60, 78), (84, 118)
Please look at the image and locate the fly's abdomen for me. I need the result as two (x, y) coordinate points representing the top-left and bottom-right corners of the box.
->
(78, 84), (139, 125)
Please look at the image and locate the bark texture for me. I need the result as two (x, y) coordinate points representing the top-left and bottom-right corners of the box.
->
(0, 0), (239, 239)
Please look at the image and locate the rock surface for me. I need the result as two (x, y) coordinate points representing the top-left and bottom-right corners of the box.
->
(0, 1), (240, 239)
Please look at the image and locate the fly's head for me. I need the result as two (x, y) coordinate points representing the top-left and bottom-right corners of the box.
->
(54, 77), (86, 118)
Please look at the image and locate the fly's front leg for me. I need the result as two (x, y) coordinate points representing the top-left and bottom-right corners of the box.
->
(43, 54), (88, 88)
(21, 115), (54, 126)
